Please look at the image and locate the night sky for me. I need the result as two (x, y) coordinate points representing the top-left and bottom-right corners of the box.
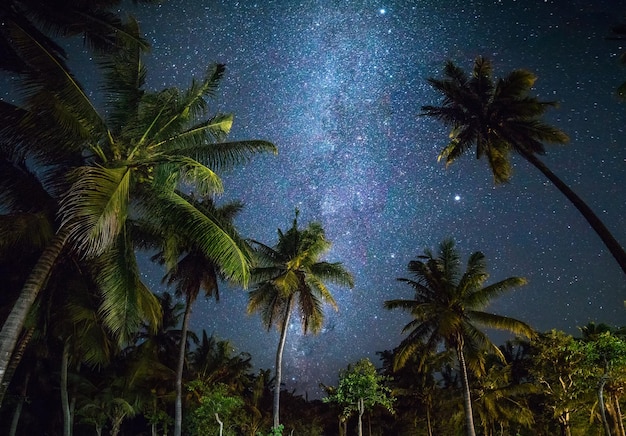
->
(121, 0), (626, 398)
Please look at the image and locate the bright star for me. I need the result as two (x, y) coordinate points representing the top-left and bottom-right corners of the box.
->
(454, 195), (461, 201)
(379, 8), (386, 15)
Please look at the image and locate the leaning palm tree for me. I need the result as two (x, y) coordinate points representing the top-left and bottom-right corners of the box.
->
(0, 18), (276, 389)
(384, 238), (535, 436)
(422, 56), (626, 275)
(247, 210), (354, 430)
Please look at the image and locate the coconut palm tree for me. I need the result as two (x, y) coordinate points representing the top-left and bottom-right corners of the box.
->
(422, 56), (626, 275)
(0, 0), (156, 74)
(153, 197), (248, 436)
(247, 210), (354, 430)
(0, 17), (276, 389)
(384, 238), (535, 436)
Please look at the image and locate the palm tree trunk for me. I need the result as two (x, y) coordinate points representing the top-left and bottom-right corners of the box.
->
(273, 296), (294, 430)
(521, 150), (626, 275)
(426, 402), (433, 436)
(457, 343), (477, 436)
(0, 326), (34, 407)
(357, 397), (364, 436)
(8, 371), (29, 436)
(61, 341), (72, 436)
(0, 230), (68, 388)
(598, 373), (612, 436)
(174, 294), (193, 436)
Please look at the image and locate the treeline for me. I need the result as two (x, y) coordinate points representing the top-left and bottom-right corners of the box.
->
(2, 291), (626, 436)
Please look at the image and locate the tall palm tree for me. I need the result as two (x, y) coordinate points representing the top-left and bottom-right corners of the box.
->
(155, 197), (248, 436)
(0, 18), (276, 389)
(422, 56), (626, 275)
(384, 238), (535, 436)
(247, 210), (354, 430)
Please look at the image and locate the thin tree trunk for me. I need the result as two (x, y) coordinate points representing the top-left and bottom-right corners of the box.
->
(273, 296), (294, 430)
(0, 230), (68, 388)
(559, 410), (572, 436)
(174, 294), (193, 436)
(598, 374), (612, 436)
(0, 326), (34, 407)
(215, 412), (223, 436)
(8, 371), (29, 436)
(357, 397), (364, 436)
(61, 341), (72, 436)
(457, 343), (477, 436)
(426, 401), (433, 436)
(521, 151), (626, 275)
(613, 392), (625, 436)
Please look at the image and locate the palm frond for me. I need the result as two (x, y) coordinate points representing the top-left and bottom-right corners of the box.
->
(154, 155), (224, 196)
(309, 261), (355, 288)
(144, 64), (225, 144)
(92, 237), (144, 345)
(60, 166), (131, 258)
(469, 311), (535, 339)
(139, 189), (251, 286)
(0, 212), (54, 253)
(26, 2), (151, 53)
(466, 276), (527, 309)
(100, 16), (146, 133)
(7, 17), (105, 138)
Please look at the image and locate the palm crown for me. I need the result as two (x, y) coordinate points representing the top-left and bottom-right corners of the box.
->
(247, 211), (354, 334)
(0, 18), (275, 368)
(385, 238), (534, 372)
(422, 56), (569, 184)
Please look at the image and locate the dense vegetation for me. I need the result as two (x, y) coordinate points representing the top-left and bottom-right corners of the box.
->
(1, 1), (625, 435)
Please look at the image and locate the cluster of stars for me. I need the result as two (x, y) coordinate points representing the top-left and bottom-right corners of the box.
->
(134, 0), (626, 397)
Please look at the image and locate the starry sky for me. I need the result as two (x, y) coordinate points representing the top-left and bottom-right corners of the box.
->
(121, 0), (626, 398)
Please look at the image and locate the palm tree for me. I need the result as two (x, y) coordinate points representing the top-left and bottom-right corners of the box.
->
(155, 197), (247, 436)
(384, 238), (535, 436)
(0, 18), (276, 389)
(0, 0), (156, 74)
(190, 331), (252, 390)
(247, 210), (354, 430)
(422, 56), (626, 275)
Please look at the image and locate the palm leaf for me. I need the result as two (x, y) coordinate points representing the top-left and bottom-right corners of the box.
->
(469, 311), (535, 339)
(60, 166), (131, 257)
(94, 235), (161, 345)
(8, 17), (105, 139)
(139, 189), (251, 286)
(0, 212), (54, 253)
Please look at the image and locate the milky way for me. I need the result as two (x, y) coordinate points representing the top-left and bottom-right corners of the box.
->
(127, 0), (626, 397)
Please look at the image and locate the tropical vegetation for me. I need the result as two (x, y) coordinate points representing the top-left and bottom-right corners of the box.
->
(1, 1), (625, 435)
(247, 210), (355, 430)
(384, 238), (535, 436)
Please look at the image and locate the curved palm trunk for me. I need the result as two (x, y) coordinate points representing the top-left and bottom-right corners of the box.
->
(598, 373), (612, 436)
(0, 230), (68, 388)
(174, 294), (193, 436)
(273, 296), (294, 430)
(521, 151), (626, 275)
(457, 343), (477, 436)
